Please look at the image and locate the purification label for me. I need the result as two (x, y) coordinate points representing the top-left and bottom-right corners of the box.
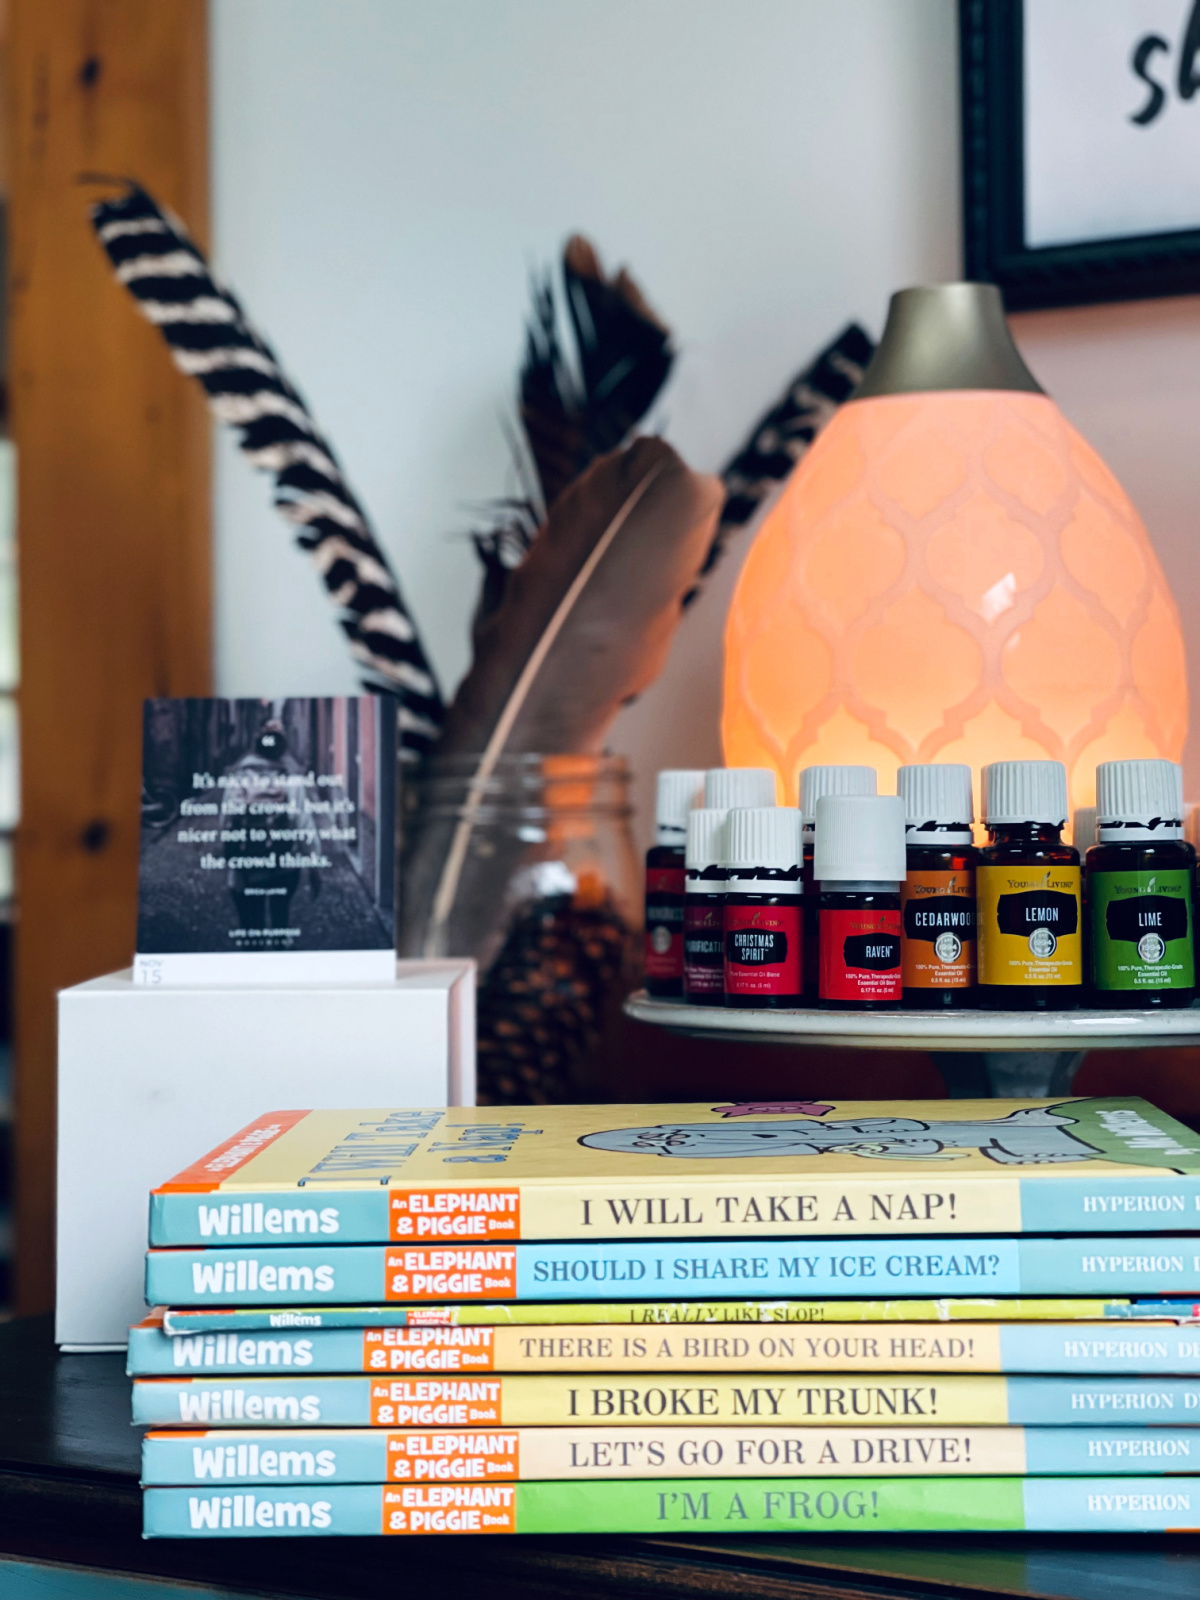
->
(819, 908), (903, 1003)
(723, 904), (802, 998)
(683, 901), (725, 998)
(1090, 869), (1194, 992)
(977, 865), (1082, 987)
(901, 871), (976, 990)
(644, 866), (685, 981)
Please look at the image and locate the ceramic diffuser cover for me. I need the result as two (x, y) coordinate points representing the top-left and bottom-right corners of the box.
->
(721, 284), (1187, 812)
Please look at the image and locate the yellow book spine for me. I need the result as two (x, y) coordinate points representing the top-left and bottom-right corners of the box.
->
(366, 1372), (1011, 1426)
(514, 1179), (1022, 1239)
(365, 1324), (1004, 1374)
(391, 1424), (1029, 1479)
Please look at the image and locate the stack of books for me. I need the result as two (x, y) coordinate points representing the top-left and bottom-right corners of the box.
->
(133, 1097), (1200, 1538)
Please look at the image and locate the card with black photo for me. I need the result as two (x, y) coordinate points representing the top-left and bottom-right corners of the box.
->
(134, 697), (396, 984)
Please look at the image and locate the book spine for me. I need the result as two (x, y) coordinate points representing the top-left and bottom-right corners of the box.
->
(149, 1175), (1200, 1244)
(140, 1424), (1200, 1486)
(146, 1237), (1200, 1305)
(149, 1191), (391, 1248)
(159, 1297), (1148, 1335)
(127, 1321), (1200, 1377)
(141, 1475), (1200, 1536)
(132, 1373), (1200, 1428)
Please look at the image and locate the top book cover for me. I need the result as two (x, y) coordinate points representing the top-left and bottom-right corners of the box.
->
(148, 1098), (1200, 1246)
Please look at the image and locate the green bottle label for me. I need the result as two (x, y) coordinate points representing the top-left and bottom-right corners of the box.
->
(1089, 868), (1195, 991)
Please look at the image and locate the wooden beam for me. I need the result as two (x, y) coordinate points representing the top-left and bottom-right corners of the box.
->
(9, 0), (211, 1312)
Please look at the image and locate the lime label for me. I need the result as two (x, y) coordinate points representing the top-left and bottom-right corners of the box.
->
(1090, 868), (1194, 991)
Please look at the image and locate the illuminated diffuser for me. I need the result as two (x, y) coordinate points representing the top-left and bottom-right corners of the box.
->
(722, 284), (1187, 811)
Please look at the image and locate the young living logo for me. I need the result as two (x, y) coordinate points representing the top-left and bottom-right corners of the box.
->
(1131, 1), (1200, 124)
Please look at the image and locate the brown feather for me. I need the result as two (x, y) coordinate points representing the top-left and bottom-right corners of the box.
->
(439, 436), (722, 757)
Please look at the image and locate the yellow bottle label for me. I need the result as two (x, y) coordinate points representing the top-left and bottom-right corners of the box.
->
(976, 864), (1082, 987)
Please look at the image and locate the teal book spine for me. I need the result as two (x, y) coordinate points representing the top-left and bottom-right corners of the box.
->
(147, 1175), (1200, 1246)
(149, 1191), (390, 1248)
(141, 1475), (1200, 1537)
(140, 1425), (1200, 1487)
(130, 1373), (1200, 1429)
(145, 1236), (1200, 1306)
(129, 1319), (1200, 1377)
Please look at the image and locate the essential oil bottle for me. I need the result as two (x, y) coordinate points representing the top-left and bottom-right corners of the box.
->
(704, 766), (777, 810)
(815, 793), (905, 1009)
(722, 807), (803, 1008)
(1088, 759), (1195, 1008)
(643, 769), (704, 998)
(896, 763), (977, 1008)
(799, 765), (877, 1000)
(682, 807), (728, 1006)
(976, 760), (1082, 1010)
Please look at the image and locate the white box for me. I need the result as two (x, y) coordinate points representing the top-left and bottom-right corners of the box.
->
(55, 960), (475, 1349)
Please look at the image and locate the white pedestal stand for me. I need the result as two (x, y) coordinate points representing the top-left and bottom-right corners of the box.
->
(623, 992), (1200, 1098)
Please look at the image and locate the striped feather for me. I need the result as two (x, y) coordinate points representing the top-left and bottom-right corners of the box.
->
(688, 322), (876, 602)
(89, 182), (443, 757)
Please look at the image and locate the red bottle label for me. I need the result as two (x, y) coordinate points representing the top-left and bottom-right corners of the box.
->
(645, 866), (686, 980)
(819, 906), (903, 1002)
(684, 900), (725, 997)
(723, 902), (802, 998)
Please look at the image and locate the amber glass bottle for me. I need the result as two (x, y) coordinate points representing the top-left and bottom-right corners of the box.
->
(976, 761), (1081, 1011)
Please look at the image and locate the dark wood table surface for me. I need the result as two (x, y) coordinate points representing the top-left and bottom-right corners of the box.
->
(1, 1315), (1197, 1599)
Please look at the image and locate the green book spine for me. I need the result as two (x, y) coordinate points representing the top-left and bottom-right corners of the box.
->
(142, 1475), (1200, 1536)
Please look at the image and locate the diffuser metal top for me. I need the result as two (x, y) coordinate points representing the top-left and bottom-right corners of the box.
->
(853, 282), (1044, 399)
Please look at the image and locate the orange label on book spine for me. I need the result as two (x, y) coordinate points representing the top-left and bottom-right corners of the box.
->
(364, 1328), (498, 1372)
(370, 1378), (504, 1427)
(384, 1248), (518, 1302)
(385, 1430), (519, 1482)
(389, 1189), (521, 1241)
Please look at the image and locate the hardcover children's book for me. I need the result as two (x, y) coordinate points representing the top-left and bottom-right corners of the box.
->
(127, 1314), (1200, 1378)
(142, 1476), (1200, 1537)
(141, 1423), (1199, 1486)
(158, 1296), (1200, 1334)
(130, 1371), (1200, 1429)
(148, 1098), (1200, 1245)
(144, 1235), (1200, 1306)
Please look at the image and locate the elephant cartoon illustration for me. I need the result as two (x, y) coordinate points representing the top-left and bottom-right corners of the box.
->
(579, 1106), (1095, 1166)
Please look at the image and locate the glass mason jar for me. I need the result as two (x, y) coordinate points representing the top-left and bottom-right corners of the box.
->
(398, 753), (641, 1106)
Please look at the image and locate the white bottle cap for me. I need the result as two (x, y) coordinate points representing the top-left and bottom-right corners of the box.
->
(896, 764), (974, 845)
(981, 761), (1068, 828)
(704, 767), (777, 810)
(1096, 759), (1185, 841)
(814, 794), (906, 884)
(686, 808), (728, 879)
(799, 765), (877, 833)
(654, 770), (705, 844)
(722, 807), (803, 891)
(1071, 806), (1098, 850)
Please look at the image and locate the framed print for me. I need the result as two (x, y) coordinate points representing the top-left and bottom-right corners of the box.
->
(960, 0), (1200, 309)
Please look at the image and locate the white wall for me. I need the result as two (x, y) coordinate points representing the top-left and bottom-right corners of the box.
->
(212, 0), (1200, 851)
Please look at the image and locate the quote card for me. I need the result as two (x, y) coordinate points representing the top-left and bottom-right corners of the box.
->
(134, 697), (397, 984)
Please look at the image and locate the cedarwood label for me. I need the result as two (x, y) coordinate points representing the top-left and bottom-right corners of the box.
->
(977, 865), (1082, 986)
(901, 871), (976, 990)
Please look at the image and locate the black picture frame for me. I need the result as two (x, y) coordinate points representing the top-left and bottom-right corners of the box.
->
(959, 0), (1200, 310)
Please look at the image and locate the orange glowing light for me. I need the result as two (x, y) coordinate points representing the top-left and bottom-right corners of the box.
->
(722, 390), (1187, 813)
